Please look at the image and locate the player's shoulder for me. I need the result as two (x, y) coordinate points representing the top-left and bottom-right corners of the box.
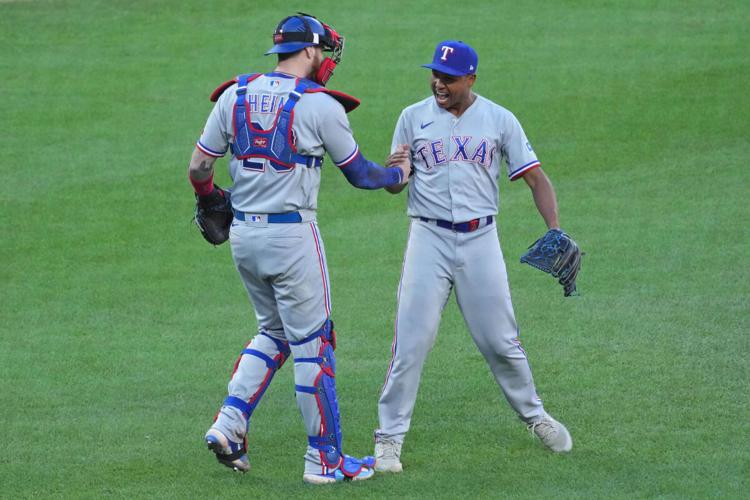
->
(400, 96), (434, 116)
(210, 72), (267, 102)
(209, 81), (239, 114)
(474, 95), (529, 132)
(301, 88), (340, 105)
(299, 89), (347, 115)
(209, 79), (238, 103)
(396, 96), (436, 127)
(474, 94), (516, 119)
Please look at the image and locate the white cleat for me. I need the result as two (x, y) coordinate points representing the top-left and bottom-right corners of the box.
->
(302, 469), (374, 485)
(302, 473), (339, 485)
(374, 437), (403, 473)
(528, 412), (573, 453)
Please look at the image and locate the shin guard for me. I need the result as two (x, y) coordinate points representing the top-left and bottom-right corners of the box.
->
(218, 332), (290, 440)
(291, 320), (347, 471)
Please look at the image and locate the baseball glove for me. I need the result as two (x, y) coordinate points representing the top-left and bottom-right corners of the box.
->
(194, 185), (233, 245)
(520, 229), (582, 297)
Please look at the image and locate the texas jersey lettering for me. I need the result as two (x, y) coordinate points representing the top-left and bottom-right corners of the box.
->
(414, 135), (496, 169)
(392, 95), (540, 223)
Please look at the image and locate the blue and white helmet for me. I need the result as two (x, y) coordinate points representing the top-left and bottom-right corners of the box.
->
(265, 13), (342, 55)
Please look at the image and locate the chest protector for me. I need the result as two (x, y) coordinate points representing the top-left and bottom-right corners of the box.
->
(210, 73), (361, 172)
(231, 73), (323, 170)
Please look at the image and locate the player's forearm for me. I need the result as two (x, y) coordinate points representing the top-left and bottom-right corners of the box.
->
(188, 148), (218, 195)
(531, 183), (560, 229)
(385, 182), (408, 194)
(339, 152), (403, 189)
(384, 143), (410, 194)
(524, 169), (560, 229)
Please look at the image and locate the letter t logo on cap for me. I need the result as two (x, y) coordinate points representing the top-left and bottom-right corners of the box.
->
(440, 46), (454, 61)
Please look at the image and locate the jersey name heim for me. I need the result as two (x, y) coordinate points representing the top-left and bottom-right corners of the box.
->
(246, 92), (287, 114)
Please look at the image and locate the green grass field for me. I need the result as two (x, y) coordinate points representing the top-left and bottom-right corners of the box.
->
(1, 0), (748, 498)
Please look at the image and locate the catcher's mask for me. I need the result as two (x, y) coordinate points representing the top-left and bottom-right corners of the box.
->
(265, 13), (344, 86)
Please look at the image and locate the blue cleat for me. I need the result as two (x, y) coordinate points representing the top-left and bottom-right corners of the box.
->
(302, 455), (376, 484)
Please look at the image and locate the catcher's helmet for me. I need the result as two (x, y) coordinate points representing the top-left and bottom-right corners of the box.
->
(265, 13), (340, 55)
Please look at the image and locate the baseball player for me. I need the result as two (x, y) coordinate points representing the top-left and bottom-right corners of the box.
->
(373, 40), (573, 473)
(187, 13), (409, 484)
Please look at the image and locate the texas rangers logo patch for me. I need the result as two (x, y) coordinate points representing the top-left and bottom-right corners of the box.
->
(254, 137), (268, 148)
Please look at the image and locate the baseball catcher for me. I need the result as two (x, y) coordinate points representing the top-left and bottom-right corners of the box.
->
(520, 229), (582, 296)
(190, 11), (410, 484)
(194, 185), (232, 245)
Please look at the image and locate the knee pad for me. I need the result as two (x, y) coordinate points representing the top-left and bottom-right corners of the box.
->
(291, 320), (344, 468)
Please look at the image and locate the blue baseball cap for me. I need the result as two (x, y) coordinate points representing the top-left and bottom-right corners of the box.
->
(422, 40), (478, 76)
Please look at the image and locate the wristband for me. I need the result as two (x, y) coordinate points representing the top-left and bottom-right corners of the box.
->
(190, 172), (214, 196)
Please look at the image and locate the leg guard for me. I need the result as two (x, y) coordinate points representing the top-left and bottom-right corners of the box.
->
(208, 331), (290, 470)
(292, 320), (375, 481)
(223, 331), (291, 422)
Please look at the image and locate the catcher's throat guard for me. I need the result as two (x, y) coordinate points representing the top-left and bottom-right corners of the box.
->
(314, 21), (344, 86)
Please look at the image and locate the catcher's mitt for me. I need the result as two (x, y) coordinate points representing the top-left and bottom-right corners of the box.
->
(520, 229), (582, 297)
(194, 186), (233, 245)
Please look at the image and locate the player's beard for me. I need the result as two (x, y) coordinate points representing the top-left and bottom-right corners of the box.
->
(309, 50), (324, 82)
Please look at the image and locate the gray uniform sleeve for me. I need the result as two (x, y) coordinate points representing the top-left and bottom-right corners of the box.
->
(196, 88), (234, 158)
(390, 110), (410, 154)
(502, 112), (540, 181)
(317, 99), (359, 166)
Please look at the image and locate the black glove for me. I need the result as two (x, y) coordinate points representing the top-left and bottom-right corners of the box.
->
(520, 229), (582, 297)
(194, 186), (233, 245)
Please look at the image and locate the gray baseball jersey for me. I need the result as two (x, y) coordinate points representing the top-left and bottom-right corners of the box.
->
(391, 94), (540, 222)
(377, 94), (546, 443)
(197, 72), (360, 216)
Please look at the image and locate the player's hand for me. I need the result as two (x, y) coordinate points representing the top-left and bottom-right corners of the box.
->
(387, 144), (411, 185)
(387, 144), (410, 168)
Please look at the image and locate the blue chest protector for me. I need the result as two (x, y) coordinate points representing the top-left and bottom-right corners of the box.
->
(231, 73), (324, 171)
